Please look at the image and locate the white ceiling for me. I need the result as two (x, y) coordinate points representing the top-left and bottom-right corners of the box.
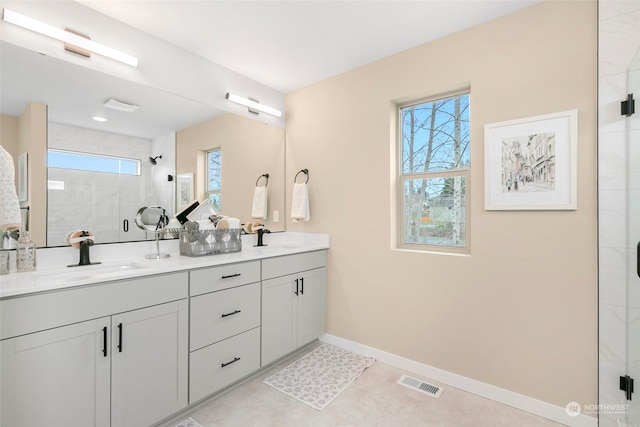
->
(79, 0), (541, 94)
(1, 0), (541, 139)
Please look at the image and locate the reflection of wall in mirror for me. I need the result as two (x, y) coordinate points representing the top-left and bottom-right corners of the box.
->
(177, 173), (194, 212)
(1, 102), (47, 247)
(176, 113), (285, 232)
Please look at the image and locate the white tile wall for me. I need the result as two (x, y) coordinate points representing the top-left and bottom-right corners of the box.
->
(46, 123), (173, 246)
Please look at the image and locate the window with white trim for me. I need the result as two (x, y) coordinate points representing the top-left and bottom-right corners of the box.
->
(48, 149), (140, 175)
(206, 148), (221, 212)
(398, 92), (470, 252)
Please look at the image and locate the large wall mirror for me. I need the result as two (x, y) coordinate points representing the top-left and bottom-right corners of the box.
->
(1, 41), (286, 248)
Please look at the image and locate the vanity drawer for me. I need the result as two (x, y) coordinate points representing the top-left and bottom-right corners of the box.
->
(189, 327), (260, 403)
(189, 261), (260, 296)
(261, 250), (327, 280)
(190, 282), (261, 351)
(0, 272), (188, 340)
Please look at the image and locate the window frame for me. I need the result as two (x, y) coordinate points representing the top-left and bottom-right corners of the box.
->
(47, 148), (140, 176)
(206, 148), (222, 212)
(396, 90), (471, 255)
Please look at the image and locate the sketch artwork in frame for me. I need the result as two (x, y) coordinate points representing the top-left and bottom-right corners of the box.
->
(484, 109), (578, 210)
(176, 173), (194, 212)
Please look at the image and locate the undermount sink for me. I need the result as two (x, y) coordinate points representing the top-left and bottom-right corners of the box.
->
(33, 262), (149, 283)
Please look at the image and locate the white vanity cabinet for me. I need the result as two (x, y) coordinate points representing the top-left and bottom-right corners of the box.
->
(0, 272), (188, 427)
(188, 261), (262, 403)
(1, 316), (111, 427)
(261, 250), (327, 366)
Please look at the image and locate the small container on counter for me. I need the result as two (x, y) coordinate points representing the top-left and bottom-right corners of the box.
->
(16, 230), (36, 272)
(0, 250), (10, 275)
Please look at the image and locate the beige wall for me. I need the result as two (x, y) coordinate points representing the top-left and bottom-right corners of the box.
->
(1, 114), (19, 195)
(285, 0), (597, 409)
(1, 106), (47, 245)
(176, 113), (285, 231)
(1, 114), (19, 162)
(18, 102), (47, 246)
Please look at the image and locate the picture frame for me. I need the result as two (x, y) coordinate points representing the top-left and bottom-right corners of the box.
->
(17, 152), (27, 202)
(176, 173), (194, 212)
(484, 109), (578, 210)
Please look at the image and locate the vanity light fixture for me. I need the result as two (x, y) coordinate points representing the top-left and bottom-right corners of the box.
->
(104, 98), (138, 112)
(225, 92), (282, 118)
(2, 8), (139, 67)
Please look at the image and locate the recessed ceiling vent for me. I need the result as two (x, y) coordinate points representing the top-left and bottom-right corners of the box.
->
(397, 374), (443, 398)
(104, 98), (138, 112)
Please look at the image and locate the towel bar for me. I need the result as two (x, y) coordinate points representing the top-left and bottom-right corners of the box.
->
(255, 173), (269, 187)
(294, 169), (309, 184)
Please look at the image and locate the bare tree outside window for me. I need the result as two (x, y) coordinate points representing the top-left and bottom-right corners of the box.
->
(399, 93), (470, 251)
(207, 148), (222, 212)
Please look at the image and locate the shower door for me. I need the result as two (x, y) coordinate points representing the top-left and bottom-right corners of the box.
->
(626, 46), (640, 425)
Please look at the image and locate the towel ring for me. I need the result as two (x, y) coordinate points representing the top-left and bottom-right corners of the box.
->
(255, 173), (269, 187)
(294, 169), (309, 184)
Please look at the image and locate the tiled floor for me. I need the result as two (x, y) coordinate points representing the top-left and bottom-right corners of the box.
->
(168, 343), (564, 427)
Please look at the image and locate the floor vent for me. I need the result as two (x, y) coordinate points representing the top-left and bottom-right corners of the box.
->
(397, 374), (443, 398)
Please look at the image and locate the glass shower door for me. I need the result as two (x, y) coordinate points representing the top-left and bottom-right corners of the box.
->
(625, 46), (640, 425)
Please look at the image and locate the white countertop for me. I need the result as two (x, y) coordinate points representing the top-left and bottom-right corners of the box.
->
(0, 232), (329, 299)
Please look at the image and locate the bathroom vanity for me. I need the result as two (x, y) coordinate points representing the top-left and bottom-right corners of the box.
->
(0, 232), (329, 427)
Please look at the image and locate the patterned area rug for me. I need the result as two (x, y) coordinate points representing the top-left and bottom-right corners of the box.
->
(174, 417), (202, 427)
(263, 343), (375, 410)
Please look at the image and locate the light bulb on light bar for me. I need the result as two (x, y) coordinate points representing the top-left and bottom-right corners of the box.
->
(225, 92), (282, 118)
(2, 8), (139, 67)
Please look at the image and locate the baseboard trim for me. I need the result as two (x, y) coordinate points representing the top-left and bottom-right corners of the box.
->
(320, 334), (597, 427)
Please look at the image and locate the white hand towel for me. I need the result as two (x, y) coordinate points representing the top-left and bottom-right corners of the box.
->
(252, 185), (268, 219)
(0, 145), (21, 231)
(290, 183), (310, 222)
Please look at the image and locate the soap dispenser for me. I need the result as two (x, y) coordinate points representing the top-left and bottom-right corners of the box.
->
(16, 230), (36, 272)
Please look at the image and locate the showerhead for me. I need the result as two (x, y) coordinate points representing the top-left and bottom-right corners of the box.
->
(149, 155), (162, 165)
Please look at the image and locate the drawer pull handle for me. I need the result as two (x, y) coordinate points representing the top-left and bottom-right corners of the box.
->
(221, 273), (241, 279)
(221, 357), (241, 368)
(221, 309), (241, 318)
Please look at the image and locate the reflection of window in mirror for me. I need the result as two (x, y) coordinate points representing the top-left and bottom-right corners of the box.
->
(207, 148), (221, 212)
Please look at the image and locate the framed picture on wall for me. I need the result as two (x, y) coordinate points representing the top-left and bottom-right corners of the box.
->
(18, 152), (27, 202)
(176, 173), (194, 212)
(484, 109), (578, 210)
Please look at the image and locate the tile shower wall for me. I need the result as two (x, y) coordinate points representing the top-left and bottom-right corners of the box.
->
(599, 1), (640, 425)
(47, 123), (159, 245)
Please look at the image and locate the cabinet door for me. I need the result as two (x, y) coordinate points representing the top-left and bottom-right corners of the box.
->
(111, 300), (188, 427)
(0, 317), (111, 427)
(297, 267), (327, 346)
(261, 273), (298, 366)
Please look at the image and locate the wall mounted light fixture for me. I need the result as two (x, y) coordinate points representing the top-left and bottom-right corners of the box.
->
(225, 92), (282, 118)
(2, 8), (139, 67)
